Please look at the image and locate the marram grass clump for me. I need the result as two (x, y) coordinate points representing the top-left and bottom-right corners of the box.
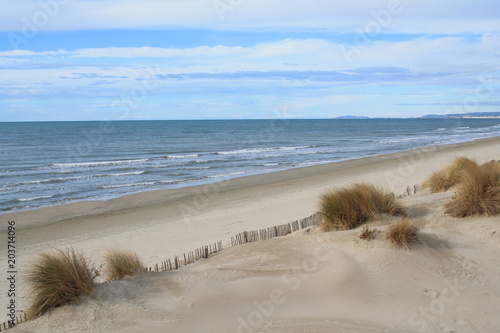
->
(103, 249), (145, 281)
(358, 225), (378, 241)
(27, 248), (97, 319)
(387, 219), (418, 250)
(319, 183), (406, 231)
(444, 161), (500, 217)
(422, 157), (478, 193)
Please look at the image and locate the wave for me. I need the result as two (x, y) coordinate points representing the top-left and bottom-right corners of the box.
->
(451, 126), (472, 133)
(51, 159), (149, 168)
(100, 182), (155, 189)
(17, 195), (54, 202)
(19, 176), (87, 185)
(215, 145), (315, 156)
(207, 171), (247, 179)
(375, 136), (432, 145)
(157, 179), (189, 185)
(16, 171), (145, 185)
(165, 154), (200, 159)
(99, 171), (145, 177)
(181, 166), (211, 170)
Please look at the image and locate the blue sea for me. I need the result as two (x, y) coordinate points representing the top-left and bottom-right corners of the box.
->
(1, 119), (499, 212)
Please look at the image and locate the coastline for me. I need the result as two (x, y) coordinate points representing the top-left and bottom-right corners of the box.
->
(2, 136), (499, 229)
(2, 135), (499, 332)
(2, 118), (499, 215)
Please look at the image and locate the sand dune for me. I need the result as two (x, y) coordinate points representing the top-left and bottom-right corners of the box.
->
(2, 137), (500, 332)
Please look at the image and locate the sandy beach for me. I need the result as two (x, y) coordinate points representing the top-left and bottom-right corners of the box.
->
(1, 137), (500, 332)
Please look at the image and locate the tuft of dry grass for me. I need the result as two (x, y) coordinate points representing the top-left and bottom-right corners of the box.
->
(103, 249), (145, 281)
(319, 183), (406, 231)
(26, 248), (96, 319)
(387, 219), (418, 250)
(358, 225), (378, 241)
(444, 161), (500, 217)
(422, 157), (478, 193)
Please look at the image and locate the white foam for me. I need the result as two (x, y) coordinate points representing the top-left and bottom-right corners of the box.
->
(17, 195), (54, 202)
(166, 154), (200, 159)
(182, 166), (211, 170)
(100, 171), (145, 177)
(101, 182), (155, 189)
(52, 159), (148, 168)
(207, 171), (246, 178)
(20, 176), (86, 185)
(216, 145), (314, 156)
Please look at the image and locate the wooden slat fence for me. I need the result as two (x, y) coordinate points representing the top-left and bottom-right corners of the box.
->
(0, 313), (27, 332)
(397, 184), (419, 198)
(231, 213), (320, 246)
(0, 211), (319, 330)
(146, 241), (224, 273)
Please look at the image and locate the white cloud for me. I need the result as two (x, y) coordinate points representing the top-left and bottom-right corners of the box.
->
(1, 0), (499, 33)
(3, 36), (499, 75)
(0, 49), (68, 56)
(1, 33), (499, 120)
(71, 45), (247, 58)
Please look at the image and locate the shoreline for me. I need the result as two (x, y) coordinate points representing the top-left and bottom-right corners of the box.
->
(1, 135), (499, 313)
(2, 135), (499, 229)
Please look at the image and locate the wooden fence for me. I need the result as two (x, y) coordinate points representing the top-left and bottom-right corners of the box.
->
(145, 213), (320, 273)
(0, 181), (420, 331)
(0, 313), (27, 332)
(231, 213), (319, 246)
(146, 241), (224, 273)
(397, 184), (419, 198)
(0, 212), (321, 331)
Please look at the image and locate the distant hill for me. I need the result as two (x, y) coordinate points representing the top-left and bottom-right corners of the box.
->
(334, 115), (371, 119)
(420, 112), (500, 119)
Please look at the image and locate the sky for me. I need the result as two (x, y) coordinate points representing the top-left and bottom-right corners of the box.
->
(1, 0), (500, 121)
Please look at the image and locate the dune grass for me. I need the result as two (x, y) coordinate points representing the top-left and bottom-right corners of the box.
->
(387, 219), (418, 250)
(26, 248), (96, 319)
(103, 249), (145, 281)
(422, 157), (478, 193)
(358, 225), (378, 241)
(319, 183), (406, 231)
(445, 161), (500, 217)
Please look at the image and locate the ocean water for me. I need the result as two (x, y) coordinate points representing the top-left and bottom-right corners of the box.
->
(1, 119), (499, 212)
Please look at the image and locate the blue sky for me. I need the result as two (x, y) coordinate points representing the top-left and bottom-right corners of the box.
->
(1, 0), (500, 121)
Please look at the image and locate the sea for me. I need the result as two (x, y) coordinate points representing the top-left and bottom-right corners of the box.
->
(1, 119), (499, 213)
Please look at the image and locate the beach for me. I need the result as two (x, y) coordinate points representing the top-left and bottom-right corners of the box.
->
(2, 136), (500, 332)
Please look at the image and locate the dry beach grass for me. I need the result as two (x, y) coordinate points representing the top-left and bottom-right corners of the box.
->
(319, 183), (406, 231)
(422, 156), (478, 193)
(26, 248), (96, 319)
(445, 160), (500, 217)
(386, 218), (418, 250)
(103, 249), (145, 281)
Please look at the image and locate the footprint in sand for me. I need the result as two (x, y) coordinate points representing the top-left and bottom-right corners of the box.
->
(422, 289), (439, 299)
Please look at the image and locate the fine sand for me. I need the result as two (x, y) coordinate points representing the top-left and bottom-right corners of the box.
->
(1, 137), (499, 332)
